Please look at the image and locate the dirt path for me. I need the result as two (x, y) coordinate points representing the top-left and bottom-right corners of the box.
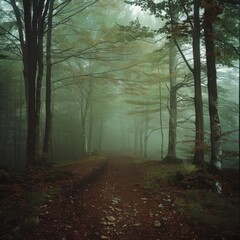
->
(26, 155), (207, 240)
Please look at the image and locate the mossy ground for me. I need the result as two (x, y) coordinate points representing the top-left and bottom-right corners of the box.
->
(138, 159), (239, 235)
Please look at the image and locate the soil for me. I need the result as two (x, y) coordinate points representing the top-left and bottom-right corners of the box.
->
(1, 155), (239, 240)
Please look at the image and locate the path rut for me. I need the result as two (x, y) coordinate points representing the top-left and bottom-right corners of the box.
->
(27, 155), (206, 240)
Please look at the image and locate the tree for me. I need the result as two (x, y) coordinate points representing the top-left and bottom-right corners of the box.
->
(203, 0), (240, 171)
(203, 0), (223, 171)
(125, 0), (205, 165)
(191, 1), (204, 166)
(162, 1), (179, 162)
(163, 41), (178, 162)
(8, 0), (51, 167)
(42, 0), (55, 164)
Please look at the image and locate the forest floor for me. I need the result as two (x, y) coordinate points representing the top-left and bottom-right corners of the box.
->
(0, 155), (239, 240)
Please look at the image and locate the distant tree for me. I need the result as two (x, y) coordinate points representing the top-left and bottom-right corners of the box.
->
(161, 1), (179, 163)
(125, 0), (205, 165)
(0, 60), (24, 168)
(163, 41), (178, 162)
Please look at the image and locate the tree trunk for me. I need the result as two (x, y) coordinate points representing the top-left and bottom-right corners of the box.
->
(87, 79), (93, 153)
(35, 35), (44, 163)
(192, 1), (204, 166)
(163, 41), (177, 162)
(139, 120), (143, 156)
(80, 93), (89, 155)
(159, 83), (164, 160)
(98, 118), (103, 152)
(133, 118), (139, 153)
(22, 1), (37, 167)
(43, 0), (55, 165)
(10, 0), (50, 168)
(88, 107), (93, 152)
(204, 1), (222, 171)
(143, 115), (149, 158)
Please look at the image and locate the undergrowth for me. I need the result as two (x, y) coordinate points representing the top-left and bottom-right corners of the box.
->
(141, 160), (240, 234)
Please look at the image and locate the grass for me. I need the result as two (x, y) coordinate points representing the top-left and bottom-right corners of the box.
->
(140, 160), (240, 233)
(147, 162), (197, 179)
(142, 161), (197, 192)
(175, 189), (239, 232)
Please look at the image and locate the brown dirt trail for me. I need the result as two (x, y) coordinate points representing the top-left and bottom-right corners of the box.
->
(26, 155), (206, 240)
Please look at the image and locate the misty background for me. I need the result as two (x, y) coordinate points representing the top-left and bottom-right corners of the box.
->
(0, 0), (239, 169)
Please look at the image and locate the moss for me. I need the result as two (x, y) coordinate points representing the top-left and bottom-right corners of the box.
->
(175, 189), (240, 232)
(143, 162), (198, 186)
(141, 160), (239, 233)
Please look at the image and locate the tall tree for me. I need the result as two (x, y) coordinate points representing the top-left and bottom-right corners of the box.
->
(8, 0), (51, 167)
(42, 0), (55, 164)
(163, 1), (179, 162)
(203, 0), (239, 171)
(125, 0), (205, 165)
(191, 0), (204, 166)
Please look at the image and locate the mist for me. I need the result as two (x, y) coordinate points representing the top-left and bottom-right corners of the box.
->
(0, 1), (239, 239)
(0, 0), (239, 170)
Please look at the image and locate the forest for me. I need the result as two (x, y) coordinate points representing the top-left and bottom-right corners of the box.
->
(0, 0), (239, 240)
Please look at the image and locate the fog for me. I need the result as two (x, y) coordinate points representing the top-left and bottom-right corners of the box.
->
(0, 0), (239, 170)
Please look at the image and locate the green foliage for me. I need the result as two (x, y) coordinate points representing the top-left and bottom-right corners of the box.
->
(0, 53), (8, 59)
(141, 162), (197, 193)
(116, 18), (154, 41)
(214, 2), (240, 66)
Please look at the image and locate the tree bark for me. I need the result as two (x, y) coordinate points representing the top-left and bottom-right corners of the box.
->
(10, 0), (51, 168)
(143, 113), (149, 158)
(164, 42), (177, 162)
(192, 1), (205, 166)
(204, 1), (222, 171)
(24, 0), (38, 167)
(87, 79), (94, 153)
(159, 83), (164, 160)
(43, 0), (55, 165)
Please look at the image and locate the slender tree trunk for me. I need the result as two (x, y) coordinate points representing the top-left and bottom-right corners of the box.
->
(35, 35), (44, 163)
(204, 1), (222, 171)
(127, 128), (130, 151)
(88, 79), (93, 153)
(14, 79), (17, 165)
(88, 107), (93, 152)
(43, 0), (54, 165)
(139, 120), (144, 156)
(143, 114), (149, 158)
(98, 118), (103, 151)
(159, 84), (164, 160)
(192, 1), (204, 166)
(164, 41), (177, 162)
(80, 93), (89, 155)
(121, 119), (126, 150)
(157, 65), (164, 160)
(18, 77), (24, 165)
(133, 118), (139, 153)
